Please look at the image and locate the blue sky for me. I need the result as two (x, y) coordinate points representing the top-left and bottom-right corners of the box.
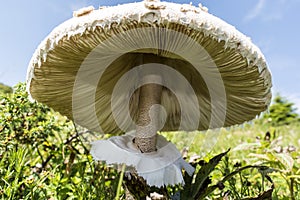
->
(1, 0), (300, 111)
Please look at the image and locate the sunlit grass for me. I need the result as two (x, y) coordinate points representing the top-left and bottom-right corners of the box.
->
(161, 122), (300, 199)
(162, 122), (300, 157)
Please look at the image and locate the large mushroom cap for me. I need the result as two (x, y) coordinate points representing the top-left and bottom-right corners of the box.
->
(27, 0), (272, 135)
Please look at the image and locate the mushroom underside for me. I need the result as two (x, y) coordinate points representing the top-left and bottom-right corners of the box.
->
(29, 22), (271, 136)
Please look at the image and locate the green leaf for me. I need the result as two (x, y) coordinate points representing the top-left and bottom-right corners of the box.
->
(189, 149), (230, 199)
(72, 176), (82, 185)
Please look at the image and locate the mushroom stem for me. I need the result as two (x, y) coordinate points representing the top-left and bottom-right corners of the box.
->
(135, 74), (163, 153)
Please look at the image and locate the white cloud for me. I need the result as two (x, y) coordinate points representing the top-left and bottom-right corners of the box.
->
(244, 0), (266, 21)
(244, 0), (298, 22)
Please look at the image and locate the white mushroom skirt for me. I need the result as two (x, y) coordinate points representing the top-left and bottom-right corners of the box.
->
(90, 130), (195, 187)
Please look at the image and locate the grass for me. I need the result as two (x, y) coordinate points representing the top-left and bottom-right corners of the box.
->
(1, 84), (299, 199)
(161, 121), (300, 199)
(1, 119), (299, 199)
(163, 122), (300, 156)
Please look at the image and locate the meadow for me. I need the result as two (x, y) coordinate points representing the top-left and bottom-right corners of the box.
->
(0, 83), (299, 199)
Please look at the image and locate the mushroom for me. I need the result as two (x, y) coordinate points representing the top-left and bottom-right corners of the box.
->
(26, 0), (272, 187)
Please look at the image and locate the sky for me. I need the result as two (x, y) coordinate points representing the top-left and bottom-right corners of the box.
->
(0, 0), (300, 112)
